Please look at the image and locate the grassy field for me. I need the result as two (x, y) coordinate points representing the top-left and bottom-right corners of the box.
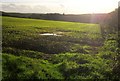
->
(2, 16), (102, 54)
(2, 16), (115, 80)
(2, 16), (101, 39)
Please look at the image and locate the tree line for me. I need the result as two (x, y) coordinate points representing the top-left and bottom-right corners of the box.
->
(1, 11), (107, 24)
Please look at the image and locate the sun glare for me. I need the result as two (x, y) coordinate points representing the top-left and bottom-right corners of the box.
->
(63, 0), (119, 14)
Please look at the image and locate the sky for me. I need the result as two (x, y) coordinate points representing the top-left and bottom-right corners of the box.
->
(0, 0), (120, 14)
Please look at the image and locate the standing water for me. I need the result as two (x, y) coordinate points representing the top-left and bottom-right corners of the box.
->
(40, 33), (62, 36)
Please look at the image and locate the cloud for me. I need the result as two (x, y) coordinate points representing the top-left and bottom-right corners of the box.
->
(33, 5), (52, 13)
(1, 3), (53, 13)
(1, 0), (65, 4)
(2, 4), (31, 13)
(1, 0), (118, 14)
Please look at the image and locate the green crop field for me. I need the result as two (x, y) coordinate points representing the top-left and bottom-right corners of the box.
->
(2, 16), (101, 38)
(2, 16), (116, 80)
